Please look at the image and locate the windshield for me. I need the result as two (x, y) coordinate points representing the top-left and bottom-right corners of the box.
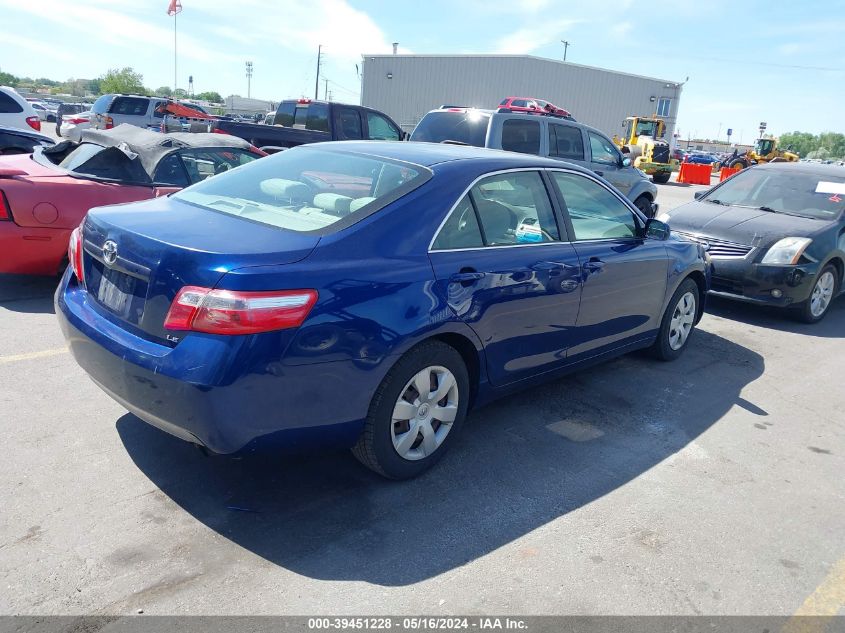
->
(410, 111), (490, 147)
(173, 146), (430, 233)
(756, 139), (774, 154)
(702, 169), (845, 220)
(630, 119), (659, 137)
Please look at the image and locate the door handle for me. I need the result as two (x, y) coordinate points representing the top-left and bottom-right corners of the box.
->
(583, 258), (605, 273)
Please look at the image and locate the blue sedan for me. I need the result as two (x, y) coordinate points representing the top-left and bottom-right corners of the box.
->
(57, 142), (709, 479)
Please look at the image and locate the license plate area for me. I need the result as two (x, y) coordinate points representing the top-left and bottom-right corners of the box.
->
(96, 266), (136, 314)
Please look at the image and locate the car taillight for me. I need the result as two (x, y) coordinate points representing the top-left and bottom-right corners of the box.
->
(0, 191), (12, 221)
(26, 116), (40, 131)
(212, 128), (230, 135)
(68, 225), (85, 285)
(105, 116), (114, 129)
(67, 117), (88, 124)
(164, 286), (318, 335)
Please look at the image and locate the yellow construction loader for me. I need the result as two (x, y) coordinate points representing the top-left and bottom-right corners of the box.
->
(612, 116), (674, 184)
(728, 138), (800, 169)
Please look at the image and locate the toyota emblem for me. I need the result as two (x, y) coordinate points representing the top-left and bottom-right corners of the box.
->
(102, 240), (118, 265)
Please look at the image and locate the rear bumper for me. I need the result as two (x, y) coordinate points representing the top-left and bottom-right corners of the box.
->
(708, 257), (818, 307)
(0, 222), (69, 275)
(56, 272), (375, 454)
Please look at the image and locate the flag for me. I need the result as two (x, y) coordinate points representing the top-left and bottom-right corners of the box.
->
(167, 0), (182, 16)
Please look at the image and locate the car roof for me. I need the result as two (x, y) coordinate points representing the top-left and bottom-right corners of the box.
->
(753, 162), (845, 177)
(421, 107), (601, 137)
(308, 140), (593, 172)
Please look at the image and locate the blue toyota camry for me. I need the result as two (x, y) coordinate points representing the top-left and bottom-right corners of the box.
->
(57, 141), (709, 479)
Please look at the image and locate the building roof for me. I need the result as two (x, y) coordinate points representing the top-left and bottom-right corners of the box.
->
(361, 53), (681, 87)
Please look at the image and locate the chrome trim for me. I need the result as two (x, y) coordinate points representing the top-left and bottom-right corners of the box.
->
(83, 239), (152, 280)
(427, 166), (641, 253)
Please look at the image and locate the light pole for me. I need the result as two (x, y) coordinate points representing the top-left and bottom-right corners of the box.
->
(245, 61), (253, 99)
(560, 40), (570, 61)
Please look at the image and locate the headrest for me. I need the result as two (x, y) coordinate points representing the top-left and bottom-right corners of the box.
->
(314, 193), (353, 214)
(260, 179), (310, 200)
(349, 196), (377, 212)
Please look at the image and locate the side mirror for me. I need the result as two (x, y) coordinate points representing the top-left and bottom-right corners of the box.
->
(694, 191), (706, 200)
(402, 131), (410, 141)
(645, 218), (670, 240)
(622, 157), (632, 167)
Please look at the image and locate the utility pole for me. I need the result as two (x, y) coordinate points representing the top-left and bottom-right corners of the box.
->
(245, 61), (253, 99)
(324, 78), (329, 101)
(314, 45), (323, 100)
(560, 40), (569, 61)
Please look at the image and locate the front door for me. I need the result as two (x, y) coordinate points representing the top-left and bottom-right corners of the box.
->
(428, 170), (583, 386)
(587, 130), (631, 196)
(549, 170), (668, 359)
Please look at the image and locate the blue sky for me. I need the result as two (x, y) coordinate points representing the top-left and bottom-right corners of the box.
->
(1, 0), (842, 141)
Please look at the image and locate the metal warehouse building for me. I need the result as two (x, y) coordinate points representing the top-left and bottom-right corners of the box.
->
(361, 54), (683, 142)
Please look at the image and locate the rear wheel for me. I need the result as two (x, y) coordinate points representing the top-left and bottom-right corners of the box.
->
(795, 264), (839, 323)
(653, 171), (671, 184)
(634, 195), (655, 218)
(651, 278), (699, 361)
(352, 341), (470, 479)
(728, 158), (748, 170)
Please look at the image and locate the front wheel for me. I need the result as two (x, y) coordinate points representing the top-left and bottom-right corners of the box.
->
(352, 341), (470, 479)
(728, 158), (748, 170)
(651, 278), (699, 361)
(653, 171), (671, 184)
(795, 264), (839, 323)
(634, 195), (655, 218)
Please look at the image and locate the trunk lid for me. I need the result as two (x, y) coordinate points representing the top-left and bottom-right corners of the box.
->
(0, 153), (65, 179)
(82, 196), (320, 344)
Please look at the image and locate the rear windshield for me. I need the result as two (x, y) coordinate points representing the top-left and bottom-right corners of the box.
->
(703, 169), (845, 220)
(410, 111), (490, 147)
(173, 146), (430, 233)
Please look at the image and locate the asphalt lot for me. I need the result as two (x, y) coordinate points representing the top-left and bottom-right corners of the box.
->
(1, 180), (843, 617)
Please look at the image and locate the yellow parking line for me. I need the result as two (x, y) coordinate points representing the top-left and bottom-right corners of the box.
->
(783, 556), (845, 633)
(0, 348), (68, 364)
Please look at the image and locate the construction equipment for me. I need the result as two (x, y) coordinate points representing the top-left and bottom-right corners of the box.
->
(612, 116), (674, 184)
(728, 138), (800, 170)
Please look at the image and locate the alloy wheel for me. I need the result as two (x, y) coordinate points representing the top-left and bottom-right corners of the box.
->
(390, 365), (459, 461)
(669, 291), (696, 350)
(810, 271), (835, 318)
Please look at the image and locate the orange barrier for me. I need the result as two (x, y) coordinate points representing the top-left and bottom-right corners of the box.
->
(719, 166), (741, 182)
(677, 162), (712, 185)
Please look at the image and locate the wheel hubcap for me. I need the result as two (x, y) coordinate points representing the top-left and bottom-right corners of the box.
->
(810, 271), (835, 318)
(391, 366), (459, 461)
(668, 291), (696, 350)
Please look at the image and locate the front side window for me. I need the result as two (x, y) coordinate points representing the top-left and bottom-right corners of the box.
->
(177, 148), (259, 184)
(552, 172), (638, 240)
(174, 146), (428, 233)
(501, 119), (540, 155)
(153, 154), (190, 187)
(549, 124), (585, 160)
(366, 112), (400, 140)
(588, 132), (621, 166)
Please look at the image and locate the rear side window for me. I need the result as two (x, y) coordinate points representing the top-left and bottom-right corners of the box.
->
(173, 146), (429, 233)
(337, 108), (362, 139)
(275, 102), (296, 127)
(409, 111), (489, 147)
(431, 195), (484, 250)
(110, 97), (149, 116)
(0, 90), (24, 114)
(305, 103), (329, 132)
(549, 124), (584, 160)
(501, 119), (541, 155)
(91, 95), (113, 114)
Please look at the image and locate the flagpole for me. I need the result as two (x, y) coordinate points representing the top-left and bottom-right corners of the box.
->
(173, 11), (178, 94)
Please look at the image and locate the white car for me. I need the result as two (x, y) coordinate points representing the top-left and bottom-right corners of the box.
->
(30, 102), (57, 122)
(61, 110), (92, 142)
(0, 86), (41, 132)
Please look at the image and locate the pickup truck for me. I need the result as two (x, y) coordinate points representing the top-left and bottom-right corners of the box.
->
(210, 99), (405, 150)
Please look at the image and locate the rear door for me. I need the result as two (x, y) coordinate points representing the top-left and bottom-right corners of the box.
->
(548, 170), (668, 359)
(587, 130), (630, 195)
(334, 107), (363, 140)
(548, 122), (588, 168)
(428, 169), (583, 386)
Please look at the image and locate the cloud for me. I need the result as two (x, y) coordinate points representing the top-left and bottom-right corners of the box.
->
(0, 33), (67, 61)
(611, 22), (633, 37)
(778, 42), (801, 55)
(495, 19), (581, 54)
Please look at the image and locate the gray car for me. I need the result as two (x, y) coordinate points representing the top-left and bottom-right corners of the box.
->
(90, 94), (168, 132)
(410, 107), (659, 215)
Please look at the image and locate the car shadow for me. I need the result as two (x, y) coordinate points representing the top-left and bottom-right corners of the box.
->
(706, 294), (845, 339)
(117, 329), (764, 586)
(0, 274), (58, 314)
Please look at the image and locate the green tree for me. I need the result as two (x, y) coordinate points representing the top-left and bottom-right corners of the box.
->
(196, 91), (222, 103)
(779, 131), (817, 157)
(99, 67), (145, 95)
(154, 86), (172, 97)
(0, 68), (19, 86)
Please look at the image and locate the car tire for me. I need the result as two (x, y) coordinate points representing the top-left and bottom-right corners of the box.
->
(352, 340), (470, 479)
(729, 158), (748, 170)
(650, 278), (699, 361)
(653, 171), (671, 184)
(795, 264), (839, 324)
(634, 195), (655, 218)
